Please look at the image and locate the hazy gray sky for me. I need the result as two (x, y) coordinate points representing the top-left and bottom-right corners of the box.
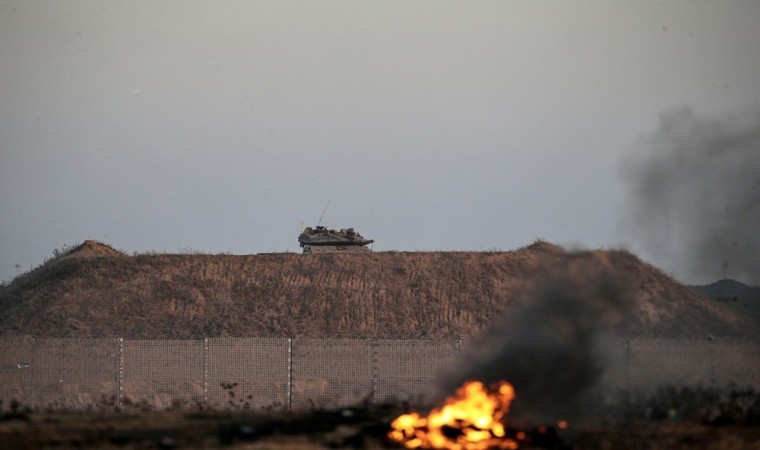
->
(2, 1), (759, 284)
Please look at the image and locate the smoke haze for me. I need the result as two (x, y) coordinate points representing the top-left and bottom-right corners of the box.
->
(622, 106), (760, 285)
(437, 269), (634, 423)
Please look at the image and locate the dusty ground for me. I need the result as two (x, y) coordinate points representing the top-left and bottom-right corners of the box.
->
(0, 407), (758, 450)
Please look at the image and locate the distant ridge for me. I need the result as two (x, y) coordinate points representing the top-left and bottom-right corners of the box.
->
(0, 241), (752, 339)
(691, 279), (760, 299)
(690, 279), (760, 329)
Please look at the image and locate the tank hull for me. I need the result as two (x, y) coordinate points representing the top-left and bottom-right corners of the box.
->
(298, 226), (374, 253)
(301, 245), (372, 254)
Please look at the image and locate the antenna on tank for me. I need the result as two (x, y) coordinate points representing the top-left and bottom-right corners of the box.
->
(317, 200), (331, 227)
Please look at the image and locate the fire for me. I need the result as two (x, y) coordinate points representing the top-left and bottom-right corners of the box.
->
(388, 380), (519, 449)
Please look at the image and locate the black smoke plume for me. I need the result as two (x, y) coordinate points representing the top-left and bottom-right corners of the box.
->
(622, 106), (760, 284)
(436, 269), (634, 423)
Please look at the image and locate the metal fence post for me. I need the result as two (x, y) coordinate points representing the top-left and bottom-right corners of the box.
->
(623, 337), (631, 393)
(31, 337), (40, 409)
(117, 337), (123, 410)
(370, 339), (378, 405)
(203, 337), (209, 405)
(287, 338), (293, 410)
(709, 337), (716, 388)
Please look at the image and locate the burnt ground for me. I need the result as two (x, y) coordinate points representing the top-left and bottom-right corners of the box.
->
(1, 386), (759, 450)
(0, 407), (758, 450)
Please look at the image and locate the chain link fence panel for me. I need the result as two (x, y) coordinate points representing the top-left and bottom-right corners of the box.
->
(627, 338), (713, 390)
(0, 337), (117, 410)
(0, 337), (36, 408)
(711, 338), (760, 388)
(291, 339), (372, 409)
(121, 340), (204, 409)
(206, 337), (289, 410)
(374, 339), (460, 405)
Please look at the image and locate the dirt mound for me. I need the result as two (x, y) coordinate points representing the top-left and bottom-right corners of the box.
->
(0, 241), (752, 339)
(65, 240), (125, 258)
(523, 239), (564, 254)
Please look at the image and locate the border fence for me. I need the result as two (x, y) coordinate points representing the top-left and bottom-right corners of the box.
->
(0, 337), (757, 411)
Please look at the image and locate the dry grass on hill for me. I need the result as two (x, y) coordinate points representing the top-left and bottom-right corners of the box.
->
(0, 240), (749, 339)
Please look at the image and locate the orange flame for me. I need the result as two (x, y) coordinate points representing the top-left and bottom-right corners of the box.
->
(388, 380), (519, 449)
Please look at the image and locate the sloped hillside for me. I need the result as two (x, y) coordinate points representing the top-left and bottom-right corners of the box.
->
(0, 241), (749, 339)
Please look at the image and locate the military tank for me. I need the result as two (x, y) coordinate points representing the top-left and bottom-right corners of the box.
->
(298, 226), (374, 254)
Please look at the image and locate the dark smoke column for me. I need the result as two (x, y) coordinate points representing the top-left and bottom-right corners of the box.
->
(436, 270), (634, 423)
(622, 106), (760, 285)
